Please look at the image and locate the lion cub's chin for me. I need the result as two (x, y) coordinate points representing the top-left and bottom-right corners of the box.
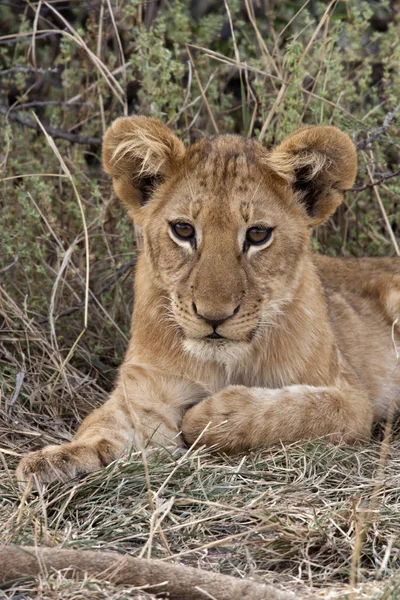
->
(182, 338), (252, 364)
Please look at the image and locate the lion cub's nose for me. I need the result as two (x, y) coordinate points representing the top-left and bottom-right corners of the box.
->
(192, 302), (240, 329)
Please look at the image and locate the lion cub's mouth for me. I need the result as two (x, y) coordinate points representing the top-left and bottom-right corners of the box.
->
(203, 333), (244, 344)
(206, 332), (224, 340)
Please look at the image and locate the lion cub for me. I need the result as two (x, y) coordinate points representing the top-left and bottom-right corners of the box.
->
(17, 118), (400, 484)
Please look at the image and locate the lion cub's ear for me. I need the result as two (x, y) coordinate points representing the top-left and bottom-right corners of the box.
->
(267, 126), (357, 226)
(102, 116), (185, 220)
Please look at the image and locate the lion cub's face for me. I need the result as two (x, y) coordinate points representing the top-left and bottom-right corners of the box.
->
(142, 136), (309, 361)
(103, 117), (357, 362)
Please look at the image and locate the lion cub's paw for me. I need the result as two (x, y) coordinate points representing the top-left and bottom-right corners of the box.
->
(181, 388), (252, 451)
(16, 443), (107, 487)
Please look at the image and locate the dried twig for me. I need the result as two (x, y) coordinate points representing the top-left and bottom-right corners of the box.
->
(352, 167), (400, 192)
(0, 105), (101, 145)
(186, 45), (219, 134)
(0, 66), (59, 75)
(0, 32), (54, 46)
(10, 101), (94, 111)
(37, 258), (136, 325)
(356, 105), (400, 150)
(365, 158), (400, 256)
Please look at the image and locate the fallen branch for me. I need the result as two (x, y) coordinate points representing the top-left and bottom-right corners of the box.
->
(0, 546), (297, 600)
(0, 106), (101, 146)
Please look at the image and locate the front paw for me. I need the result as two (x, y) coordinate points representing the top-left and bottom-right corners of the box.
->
(181, 387), (252, 451)
(16, 442), (108, 487)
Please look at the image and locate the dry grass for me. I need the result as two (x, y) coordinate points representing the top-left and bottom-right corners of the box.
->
(1, 1), (400, 598)
(1, 356), (400, 599)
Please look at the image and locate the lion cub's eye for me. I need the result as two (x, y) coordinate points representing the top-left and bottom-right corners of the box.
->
(245, 227), (273, 247)
(171, 222), (195, 241)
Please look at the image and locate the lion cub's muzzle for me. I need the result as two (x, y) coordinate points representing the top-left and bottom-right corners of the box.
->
(172, 295), (260, 344)
(192, 301), (241, 339)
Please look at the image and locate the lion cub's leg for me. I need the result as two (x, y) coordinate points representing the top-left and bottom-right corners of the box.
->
(181, 384), (373, 452)
(16, 393), (133, 485)
(17, 370), (203, 486)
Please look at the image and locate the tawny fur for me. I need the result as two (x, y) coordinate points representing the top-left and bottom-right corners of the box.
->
(16, 117), (400, 485)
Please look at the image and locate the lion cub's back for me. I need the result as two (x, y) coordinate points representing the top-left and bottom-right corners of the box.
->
(314, 254), (400, 323)
(313, 253), (400, 418)
(314, 254), (400, 281)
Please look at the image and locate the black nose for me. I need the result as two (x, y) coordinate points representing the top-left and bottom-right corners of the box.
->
(192, 303), (240, 329)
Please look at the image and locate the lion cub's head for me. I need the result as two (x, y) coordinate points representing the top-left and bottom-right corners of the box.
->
(102, 117), (356, 362)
